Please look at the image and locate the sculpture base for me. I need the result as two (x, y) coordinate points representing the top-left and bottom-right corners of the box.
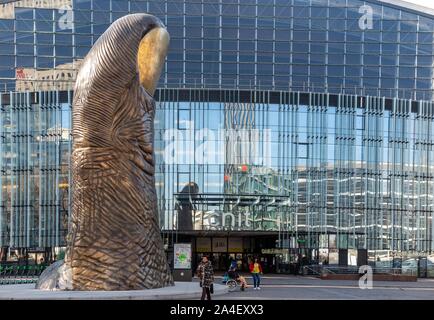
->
(0, 282), (228, 300)
(35, 260), (72, 290)
(36, 260), (174, 291)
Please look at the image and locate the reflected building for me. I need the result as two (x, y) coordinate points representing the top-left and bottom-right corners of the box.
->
(0, 0), (434, 275)
(175, 182), (199, 231)
(15, 61), (83, 92)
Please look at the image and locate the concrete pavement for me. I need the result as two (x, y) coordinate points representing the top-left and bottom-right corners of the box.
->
(210, 275), (434, 300)
(1, 275), (433, 300)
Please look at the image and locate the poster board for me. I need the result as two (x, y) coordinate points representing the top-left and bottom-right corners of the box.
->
(174, 243), (192, 269)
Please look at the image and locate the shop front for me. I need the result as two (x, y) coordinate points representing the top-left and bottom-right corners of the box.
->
(194, 236), (264, 272)
(162, 231), (371, 274)
(162, 232), (279, 273)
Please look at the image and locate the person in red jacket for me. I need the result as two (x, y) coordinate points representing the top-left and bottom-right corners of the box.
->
(249, 258), (263, 290)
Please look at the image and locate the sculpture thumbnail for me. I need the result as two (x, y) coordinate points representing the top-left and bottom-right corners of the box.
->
(37, 13), (173, 290)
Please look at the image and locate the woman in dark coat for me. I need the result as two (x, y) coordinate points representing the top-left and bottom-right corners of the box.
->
(197, 255), (214, 300)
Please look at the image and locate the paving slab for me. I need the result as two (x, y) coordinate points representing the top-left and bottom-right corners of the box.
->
(213, 275), (434, 288)
(0, 282), (228, 300)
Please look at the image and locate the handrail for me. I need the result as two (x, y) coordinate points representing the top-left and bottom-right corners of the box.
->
(304, 265), (419, 277)
(302, 265), (322, 276)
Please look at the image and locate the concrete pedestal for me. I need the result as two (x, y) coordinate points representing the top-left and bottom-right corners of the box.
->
(172, 269), (192, 282)
(0, 282), (228, 300)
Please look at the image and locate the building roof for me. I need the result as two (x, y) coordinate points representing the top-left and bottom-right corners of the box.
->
(1, 0), (434, 17)
(377, 0), (434, 17)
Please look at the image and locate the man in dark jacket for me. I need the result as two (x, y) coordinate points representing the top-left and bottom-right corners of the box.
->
(197, 255), (214, 300)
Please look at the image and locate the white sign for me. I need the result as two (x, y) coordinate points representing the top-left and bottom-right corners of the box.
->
(204, 210), (251, 230)
(261, 248), (289, 255)
(174, 243), (191, 269)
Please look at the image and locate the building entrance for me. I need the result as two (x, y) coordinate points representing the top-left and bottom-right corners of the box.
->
(188, 234), (278, 273)
(195, 252), (250, 272)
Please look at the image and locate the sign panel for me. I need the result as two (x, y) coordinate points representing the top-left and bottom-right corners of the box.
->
(228, 238), (243, 252)
(196, 237), (211, 253)
(174, 243), (191, 269)
(24, 247), (45, 253)
(212, 237), (227, 253)
(261, 248), (289, 255)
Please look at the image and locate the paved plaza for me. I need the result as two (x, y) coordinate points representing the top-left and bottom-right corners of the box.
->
(211, 275), (434, 300)
(0, 275), (433, 300)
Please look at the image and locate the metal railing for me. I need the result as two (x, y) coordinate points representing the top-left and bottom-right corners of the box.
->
(0, 264), (47, 285)
(303, 265), (418, 277)
(302, 265), (323, 276)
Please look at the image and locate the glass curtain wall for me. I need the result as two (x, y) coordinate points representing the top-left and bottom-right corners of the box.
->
(153, 90), (434, 254)
(0, 0), (433, 100)
(0, 91), (71, 248)
(0, 88), (434, 270)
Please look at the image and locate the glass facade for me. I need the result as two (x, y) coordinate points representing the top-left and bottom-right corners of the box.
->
(2, 89), (434, 272)
(0, 0), (433, 99)
(153, 90), (434, 262)
(0, 91), (72, 249)
(0, 0), (434, 272)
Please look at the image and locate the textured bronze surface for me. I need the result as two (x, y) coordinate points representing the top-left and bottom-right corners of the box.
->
(37, 13), (173, 290)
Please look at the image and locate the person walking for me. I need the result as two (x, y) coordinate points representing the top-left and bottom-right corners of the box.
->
(294, 254), (301, 276)
(197, 255), (214, 300)
(249, 258), (263, 290)
(229, 258), (237, 270)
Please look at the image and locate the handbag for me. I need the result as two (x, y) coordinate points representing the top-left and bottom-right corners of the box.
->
(210, 283), (214, 294)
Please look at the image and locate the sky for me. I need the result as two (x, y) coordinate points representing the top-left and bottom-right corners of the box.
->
(400, 0), (434, 9)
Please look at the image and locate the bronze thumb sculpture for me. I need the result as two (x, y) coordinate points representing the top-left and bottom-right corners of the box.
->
(36, 13), (173, 290)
